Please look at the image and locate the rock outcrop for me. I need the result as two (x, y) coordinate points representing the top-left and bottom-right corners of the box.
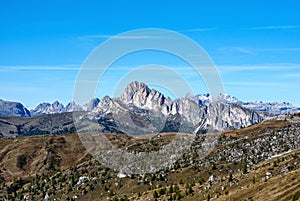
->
(0, 99), (31, 117)
(78, 81), (263, 134)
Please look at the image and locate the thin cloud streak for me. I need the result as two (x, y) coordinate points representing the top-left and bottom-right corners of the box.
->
(0, 65), (80, 71)
(77, 34), (163, 40)
(2, 64), (299, 73)
(218, 46), (300, 55)
(78, 28), (217, 41)
(224, 81), (289, 87)
(285, 73), (300, 78)
(257, 48), (300, 52)
(218, 47), (255, 55)
(217, 64), (300, 72)
(179, 27), (217, 32)
(247, 25), (300, 30)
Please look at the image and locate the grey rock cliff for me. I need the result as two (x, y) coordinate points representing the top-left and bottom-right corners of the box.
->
(87, 81), (263, 134)
(63, 101), (83, 112)
(31, 101), (65, 116)
(0, 81), (265, 137)
(82, 98), (100, 111)
(120, 81), (173, 115)
(0, 99), (31, 117)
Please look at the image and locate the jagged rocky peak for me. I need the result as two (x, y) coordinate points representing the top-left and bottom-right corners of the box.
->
(30, 102), (51, 116)
(121, 81), (150, 104)
(120, 81), (172, 113)
(0, 99), (31, 117)
(183, 93), (212, 106)
(64, 101), (82, 112)
(82, 98), (100, 111)
(52, 100), (63, 107)
(216, 93), (242, 104)
(47, 101), (64, 113)
(95, 96), (115, 113)
(206, 101), (263, 131)
(31, 101), (65, 116)
(177, 97), (205, 124)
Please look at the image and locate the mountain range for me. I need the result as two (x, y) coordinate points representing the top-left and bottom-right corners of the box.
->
(0, 81), (299, 137)
(76, 81), (262, 135)
(1, 82), (299, 118)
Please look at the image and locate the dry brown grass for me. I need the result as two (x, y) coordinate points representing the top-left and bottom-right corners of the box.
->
(221, 119), (290, 138)
(215, 149), (300, 201)
(0, 117), (299, 201)
(0, 133), (91, 182)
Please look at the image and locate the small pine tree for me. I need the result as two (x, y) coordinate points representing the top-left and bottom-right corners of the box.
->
(169, 185), (174, 194)
(292, 192), (299, 201)
(188, 186), (193, 194)
(179, 178), (183, 184)
(163, 187), (167, 194)
(123, 195), (129, 201)
(243, 163), (248, 174)
(16, 155), (27, 169)
(159, 188), (165, 195)
(228, 173), (233, 182)
(212, 163), (217, 170)
(175, 191), (181, 200)
(252, 176), (256, 184)
(153, 190), (159, 198)
(108, 190), (114, 197)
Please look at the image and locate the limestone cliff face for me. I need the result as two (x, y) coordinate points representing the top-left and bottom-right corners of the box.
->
(120, 81), (173, 115)
(82, 98), (100, 111)
(31, 101), (67, 116)
(0, 99), (31, 117)
(89, 81), (263, 134)
(0, 81), (264, 137)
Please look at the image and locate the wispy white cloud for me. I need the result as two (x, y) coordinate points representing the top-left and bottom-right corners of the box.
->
(2, 63), (299, 82)
(224, 81), (289, 87)
(77, 34), (163, 40)
(0, 65), (193, 72)
(218, 46), (300, 55)
(218, 47), (255, 55)
(179, 27), (217, 32)
(285, 73), (300, 78)
(0, 65), (80, 71)
(78, 28), (216, 41)
(217, 64), (300, 72)
(256, 48), (300, 52)
(247, 25), (300, 30)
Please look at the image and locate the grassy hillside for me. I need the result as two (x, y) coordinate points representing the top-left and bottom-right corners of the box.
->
(0, 114), (299, 200)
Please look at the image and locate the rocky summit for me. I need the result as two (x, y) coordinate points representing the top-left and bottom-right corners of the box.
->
(0, 99), (31, 117)
(2, 81), (300, 137)
(76, 81), (263, 135)
(30, 101), (80, 116)
(1, 81), (299, 119)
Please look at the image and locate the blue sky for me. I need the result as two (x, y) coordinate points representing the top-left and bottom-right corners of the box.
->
(0, 0), (300, 108)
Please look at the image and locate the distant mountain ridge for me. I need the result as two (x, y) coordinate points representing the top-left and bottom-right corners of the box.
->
(0, 99), (31, 117)
(197, 93), (300, 115)
(29, 98), (101, 116)
(74, 81), (262, 135)
(0, 82), (299, 118)
(1, 81), (300, 137)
